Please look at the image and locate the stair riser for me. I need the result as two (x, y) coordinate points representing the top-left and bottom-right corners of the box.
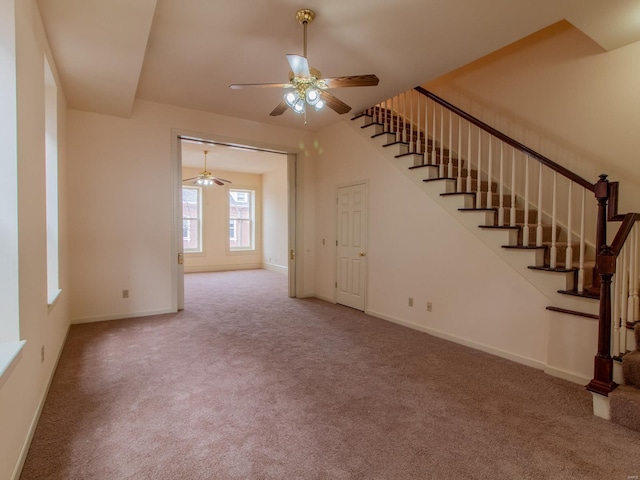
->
(496, 208), (538, 225)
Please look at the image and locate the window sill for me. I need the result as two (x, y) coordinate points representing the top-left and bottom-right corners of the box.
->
(0, 340), (26, 380)
(47, 288), (62, 310)
(227, 249), (259, 256)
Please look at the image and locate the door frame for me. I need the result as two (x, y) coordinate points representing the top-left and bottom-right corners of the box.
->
(334, 180), (369, 311)
(170, 129), (302, 311)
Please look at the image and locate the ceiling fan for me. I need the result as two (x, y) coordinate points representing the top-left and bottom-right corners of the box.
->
(229, 8), (379, 118)
(182, 150), (231, 186)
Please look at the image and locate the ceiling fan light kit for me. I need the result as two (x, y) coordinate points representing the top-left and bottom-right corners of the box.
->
(182, 150), (232, 187)
(229, 8), (379, 122)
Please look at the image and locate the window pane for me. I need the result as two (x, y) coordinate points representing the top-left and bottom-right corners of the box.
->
(182, 187), (201, 252)
(229, 189), (254, 250)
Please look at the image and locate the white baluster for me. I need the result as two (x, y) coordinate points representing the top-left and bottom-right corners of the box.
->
(431, 101), (436, 165)
(439, 106), (445, 177)
(395, 95), (400, 142)
(550, 171), (557, 268)
(536, 163), (543, 247)
(565, 181), (573, 269)
(613, 252), (622, 357)
(630, 225), (639, 323)
(498, 143), (504, 226)
(578, 188), (586, 292)
(466, 125), (472, 192)
(476, 131), (482, 207)
(523, 156), (530, 247)
(416, 92), (421, 156)
(621, 240), (630, 348)
(423, 96), (429, 165)
(409, 91), (414, 152)
(447, 110), (453, 178)
(510, 148), (516, 227)
(403, 92), (408, 144)
(382, 100), (387, 129)
(457, 116), (462, 191)
(486, 136), (493, 209)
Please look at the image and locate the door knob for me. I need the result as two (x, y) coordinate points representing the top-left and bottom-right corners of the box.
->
(359, 252), (366, 257)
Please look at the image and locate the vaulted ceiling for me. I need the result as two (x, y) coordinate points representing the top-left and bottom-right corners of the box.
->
(37, 0), (640, 132)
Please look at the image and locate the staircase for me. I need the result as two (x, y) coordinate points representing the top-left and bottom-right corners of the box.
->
(349, 86), (640, 425)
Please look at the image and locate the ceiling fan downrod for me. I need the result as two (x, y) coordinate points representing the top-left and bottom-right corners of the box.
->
(295, 9), (315, 58)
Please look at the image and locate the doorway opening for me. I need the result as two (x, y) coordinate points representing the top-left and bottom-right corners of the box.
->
(171, 132), (298, 310)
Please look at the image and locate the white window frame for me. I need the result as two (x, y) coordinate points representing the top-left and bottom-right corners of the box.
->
(45, 55), (61, 306)
(228, 188), (256, 252)
(182, 186), (203, 253)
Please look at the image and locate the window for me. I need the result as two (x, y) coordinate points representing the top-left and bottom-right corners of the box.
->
(182, 187), (202, 252)
(45, 55), (60, 305)
(229, 189), (255, 251)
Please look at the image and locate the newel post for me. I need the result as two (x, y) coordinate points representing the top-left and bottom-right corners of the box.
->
(586, 244), (618, 396)
(589, 174), (610, 295)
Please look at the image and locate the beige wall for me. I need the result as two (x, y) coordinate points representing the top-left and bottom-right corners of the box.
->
(425, 21), (640, 215)
(262, 160), (289, 273)
(67, 100), (316, 323)
(314, 120), (555, 371)
(0, 1), (70, 478)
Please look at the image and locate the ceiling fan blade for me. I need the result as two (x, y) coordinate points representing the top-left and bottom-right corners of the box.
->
(213, 177), (231, 183)
(320, 91), (351, 115)
(229, 82), (291, 89)
(270, 99), (289, 117)
(182, 177), (198, 182)
(323, 74), (380, 88)
(286, 54), (310, 78)
(213, 179), (224, 186)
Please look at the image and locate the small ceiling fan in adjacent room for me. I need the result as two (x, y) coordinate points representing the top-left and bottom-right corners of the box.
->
(182, 150), (231, 186)
(229, 8), (379, 118)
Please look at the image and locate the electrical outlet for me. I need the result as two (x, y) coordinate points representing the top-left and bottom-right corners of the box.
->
(41, 346), (45, 363)
(122, 289), (129, 299)
(427, 302), (433, 312)
(408, 297), (414, 307)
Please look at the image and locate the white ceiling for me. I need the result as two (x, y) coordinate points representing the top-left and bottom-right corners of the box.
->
(37, 0), (640, 132)
(181, 138), (286, 174)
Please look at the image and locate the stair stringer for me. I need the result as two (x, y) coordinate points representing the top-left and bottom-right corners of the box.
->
(349, 115), (598, 383)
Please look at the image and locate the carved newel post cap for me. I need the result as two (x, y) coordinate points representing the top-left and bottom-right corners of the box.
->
(598, 174), (608, 182)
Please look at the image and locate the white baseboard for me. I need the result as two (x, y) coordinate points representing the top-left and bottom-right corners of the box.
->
(366, 309), (546, 372)
(313, 294), (336, 303)
(184, 263), (262, 273)
(71, 308), (174, 325)
(262, 263), (288, 275)
(12, 325), (70, 480)
(544, 365), (590, 386)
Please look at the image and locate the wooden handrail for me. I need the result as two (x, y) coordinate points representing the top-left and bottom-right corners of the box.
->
(611, 213), (640, 255)
(414, 87), (596, 192)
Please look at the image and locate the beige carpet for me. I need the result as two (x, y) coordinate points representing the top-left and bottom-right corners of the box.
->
(20, 270), (640, 479)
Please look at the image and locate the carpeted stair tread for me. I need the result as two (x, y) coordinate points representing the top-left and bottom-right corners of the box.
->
(610, 384), (640, 432)
(622, 325), (640, 387)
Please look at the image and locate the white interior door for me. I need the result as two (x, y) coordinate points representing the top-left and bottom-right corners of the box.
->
(336, 183), (367, 310)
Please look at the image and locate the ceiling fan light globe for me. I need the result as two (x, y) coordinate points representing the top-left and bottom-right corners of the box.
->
(284, 91), (298, 107)
(315, 99), (325, 111)
(293, 98), (306, 113)
(306, 88), (320, 105)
